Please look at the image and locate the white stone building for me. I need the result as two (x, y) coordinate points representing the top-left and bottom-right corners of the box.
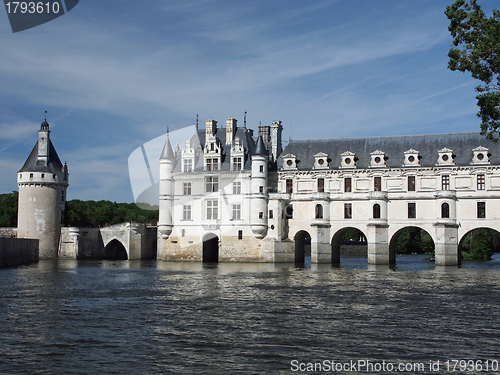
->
(157, 119), (500, 266)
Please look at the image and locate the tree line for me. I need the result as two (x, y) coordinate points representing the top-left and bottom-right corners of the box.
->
(0, 192), (158, 228)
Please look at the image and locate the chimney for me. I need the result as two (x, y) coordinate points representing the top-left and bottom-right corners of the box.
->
(271, 120), (283, 162)
(205, 119), (217, 143)
(226, 118), (237, 145)
(258, 125), (271, 143)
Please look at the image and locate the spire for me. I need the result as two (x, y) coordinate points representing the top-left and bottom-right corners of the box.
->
(253, 135), (267, 156)
(160, 135), (176, 161)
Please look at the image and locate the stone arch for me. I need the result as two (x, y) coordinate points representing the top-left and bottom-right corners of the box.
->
(331, 227), (367, 265)
(294, 230), (311, 264)
(203, 233), (219, 263)
(389, 226), (435, 264)
(459, 227), (500, 262)
(104, 238), (128, 260)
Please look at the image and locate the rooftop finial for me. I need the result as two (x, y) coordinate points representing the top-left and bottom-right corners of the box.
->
(44, 110), (47, 121)
(167, 126), (170, 136)
(244, 111), (247, 129)
(41, 111), (49, 130)
(196, 114), (199, 130)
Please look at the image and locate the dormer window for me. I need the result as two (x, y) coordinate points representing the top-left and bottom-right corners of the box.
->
(370, 150), (386, 168)
(472, 146), (490, 165)
(437, 147), (455, 166)
(403, 149), (420, 167)
(282, 153), (297, 170)
(340, 151), (356, 169)
(313, 152), (329, 170)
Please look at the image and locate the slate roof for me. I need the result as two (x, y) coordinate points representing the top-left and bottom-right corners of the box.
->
(19, 140), (64, 173)
(278, 132), (500, 170)
(160, 136), (175, 161)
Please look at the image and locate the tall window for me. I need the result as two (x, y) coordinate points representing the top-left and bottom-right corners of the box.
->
(477, 202), (486, 218)
(183, 205), (191, 220)
(408, 176), (416, 191)
(285, 204), (293, 219)
(344, 177), (352, 192)
(232, 204), (241, 220)
(408, 202), (416, 219)
(206, 200), (218, 220)
(238, 230), (243, 240)
(373, 203), (381, 219)
(374, 176), (382, 192)
(233, 157), (242, 171)
(315, 204), (323, 219)
(344, 203), (352, 219)
(286, 179), (293, 194)
(477, 174), (485, 190)
(442, 175), (450, 190)
(317, 178), (325, 193)
(183, 159), (193, 172)
(441, 202), (450, 218)
(183, 182), (191, 195)
(233, 181), (241, 194)
(206, 158), (219, 171)
(205, 177), (219, 192)
(269, 210), (274, 219)
(260, 165), (264, 173)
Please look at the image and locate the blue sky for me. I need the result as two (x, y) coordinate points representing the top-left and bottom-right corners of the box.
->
(0, 0), (497, 202)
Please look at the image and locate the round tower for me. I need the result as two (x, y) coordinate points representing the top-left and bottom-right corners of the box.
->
(250, 136), (268, 239)
(17, 119), (69, 259)
(158, 135), (175, 239)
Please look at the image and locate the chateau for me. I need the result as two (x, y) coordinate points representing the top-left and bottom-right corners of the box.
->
(157, 118), (500, 266)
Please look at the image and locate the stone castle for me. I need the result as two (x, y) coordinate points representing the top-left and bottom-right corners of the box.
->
(13, 117), (500, 266)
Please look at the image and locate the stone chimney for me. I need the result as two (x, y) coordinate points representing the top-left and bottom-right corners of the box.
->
(258, 125), (271, 143)
(271, 120), (283, 162)
(226, 118), (237, 145)
(205, 119), (217, 143)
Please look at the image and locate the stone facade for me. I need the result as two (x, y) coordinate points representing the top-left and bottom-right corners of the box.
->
(158, 120), (500, 266)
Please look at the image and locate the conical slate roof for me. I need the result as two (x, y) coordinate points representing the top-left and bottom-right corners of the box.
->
(253, 135), (267, 156)
(160, 136), (176, 161)
(19, 141), (64, 173)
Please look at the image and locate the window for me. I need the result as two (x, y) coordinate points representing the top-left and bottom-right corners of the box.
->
(477, 202), (486, 218)
(408, 176), (415, 191)
(259, 212), (264, 219)
(183, 159), (193, 172)
(286, 179), (293, 194)
(206, 200), (218, 219)
(408, 203), (416, 219)
(344, 177), (352, 192)
(259, 186), (264, 193)
(285, 204), (293, 219)
(183, 182), (191, 195)
(181, 229), (186, 237)
(61, 190), (65, 202)
(260, 165), (264, 173)
(374, 177), (381, 192)
(477, 174), (485, 190)
(232, 204), (241, 220)
(52, 174), (56, 179)
(205, 177), (219, 192)
(317, 178), (324, 193)
(30, 173), (33, 178)
(442, 175), (450, 190)
(41, 173), (45, 178)
(183, 205), (192, 220)
(441, 202), (450, 218)
(233, 181), (241, 195)
(206, 158), (219, 171)
(269, 210), (273, 219)
(233, 157), (242, 171)
(344, 203), (352, 219)
(373, 203), (381, 219)
(315, 204), (323, 219)
(238, 230), (243, 240)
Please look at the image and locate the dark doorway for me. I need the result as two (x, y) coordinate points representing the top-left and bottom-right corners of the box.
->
(104, 239), (128, 260)
(203, 233), (219, 262)
(294, 230), (311, 264)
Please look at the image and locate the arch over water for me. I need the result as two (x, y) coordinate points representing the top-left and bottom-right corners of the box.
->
(294, 230), (311, 264)
(459, 227), (500, 262)
(104, 239), (128, 260)
(331, 227), (367, 265)
(389, 226), (435, 264)
(203, 233), (219, 263)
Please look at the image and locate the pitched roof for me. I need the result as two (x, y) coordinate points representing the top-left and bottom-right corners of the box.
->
(19, 140), (64, 173)
(278, 132), (500, 170)
(160, 136), (176, 161)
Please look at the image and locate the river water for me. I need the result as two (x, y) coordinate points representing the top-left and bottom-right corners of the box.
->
(1, 255), (500, 374)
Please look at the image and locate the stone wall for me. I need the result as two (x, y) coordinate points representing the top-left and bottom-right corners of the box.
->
(0, 228), (17, 238)
(0, 237), (39, 267)
(340, 241), (368, 256)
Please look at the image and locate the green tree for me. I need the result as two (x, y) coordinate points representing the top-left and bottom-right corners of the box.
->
(0, 192), (18, 227)
(461, 228), (497, 260)
(445, 0), (500, 140)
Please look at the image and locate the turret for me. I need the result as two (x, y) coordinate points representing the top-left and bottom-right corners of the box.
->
(17, 119), (69, 259)
(250, 136), (268, 239)
(158, 135), (175, 239)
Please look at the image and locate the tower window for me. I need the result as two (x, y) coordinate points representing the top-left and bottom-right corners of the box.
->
(442, 175), (450, 190)
(408, 203), (416, 219)
(373, 203), (381, 219)
(344, 177), (352, 192)
(441, 202), (450, 218)
(30, 173), (33, 178)
(286, 179), (293, 194)
(344, 203), (352, 219)
(269, 210), (273, 219)
(477, 174), (485, 190)
(317, 178), (324, 193)
(374, 177), (381, 191)
(408, 176), (415, 191)
(477, 202), (486, 218)
(260, 165), (264, 173)
(259, 186), (264, 193)
(259, 212), (264, 219)
(315, 204), (323, 219)
(41, 173), (45, 178)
